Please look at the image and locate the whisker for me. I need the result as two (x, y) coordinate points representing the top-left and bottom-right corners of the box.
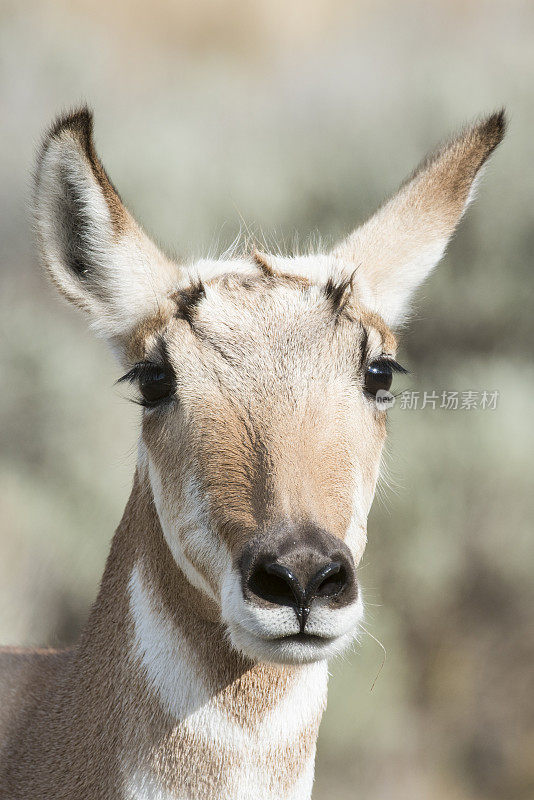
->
(360, 623), (387, 692)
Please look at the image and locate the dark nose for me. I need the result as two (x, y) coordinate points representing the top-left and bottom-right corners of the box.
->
(243, 526), (357, 633)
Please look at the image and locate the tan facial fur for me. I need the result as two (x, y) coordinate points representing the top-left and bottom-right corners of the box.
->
(139, 272), (391, 662)
(0, 107), (505, 799)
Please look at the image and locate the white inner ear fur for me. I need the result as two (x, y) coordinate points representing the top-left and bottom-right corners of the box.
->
(328, 116), (505, 327)
(35, 132), (179, 345)
(342, 235), (450, 327)
(36, 135), (113, 310)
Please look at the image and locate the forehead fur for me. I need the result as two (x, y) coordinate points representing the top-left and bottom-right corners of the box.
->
(126, 257), (396, 362)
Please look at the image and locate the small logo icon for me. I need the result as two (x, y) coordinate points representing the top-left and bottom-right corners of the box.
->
(375, 389), (395, 410)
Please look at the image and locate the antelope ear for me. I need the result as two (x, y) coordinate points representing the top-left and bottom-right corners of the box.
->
(332, 111), (506, 326)
(34, 107), (179, 350)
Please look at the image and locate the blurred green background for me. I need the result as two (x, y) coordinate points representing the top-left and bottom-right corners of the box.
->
(1, 1), (533, 797)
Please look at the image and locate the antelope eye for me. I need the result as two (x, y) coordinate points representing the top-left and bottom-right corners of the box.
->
(139, 366), (175, 405)
(364, 360), (394, 396)
(119, 361), (175, 407)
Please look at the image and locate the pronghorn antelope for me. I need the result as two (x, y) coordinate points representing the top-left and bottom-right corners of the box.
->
(0, 108), (504, 799)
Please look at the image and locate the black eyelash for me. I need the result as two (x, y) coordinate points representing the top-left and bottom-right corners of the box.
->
(117, 361), (162, 386)
(117, 337), (175, 386)
(136, 396), (173, 409)
(369, 357), (409, 374)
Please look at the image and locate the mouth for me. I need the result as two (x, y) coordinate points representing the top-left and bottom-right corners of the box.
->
(221, 568), (364, 665)
(225, 618), (357, 665)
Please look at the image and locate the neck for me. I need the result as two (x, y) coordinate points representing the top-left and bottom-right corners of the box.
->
(84, 468), (328, 800)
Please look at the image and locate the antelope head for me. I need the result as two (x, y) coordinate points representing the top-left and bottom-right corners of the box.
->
(34, 109), (505, 664)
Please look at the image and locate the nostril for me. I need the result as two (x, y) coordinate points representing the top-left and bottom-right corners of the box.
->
(247, 562), (303, 607)
(316, 568), (347, 597)
(308, 562), (349, 600)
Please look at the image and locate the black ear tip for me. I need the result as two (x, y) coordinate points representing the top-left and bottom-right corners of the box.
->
(47, 105), (95, 146)
(35, 107), (96, 187)
(480, 108), (507, 148)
